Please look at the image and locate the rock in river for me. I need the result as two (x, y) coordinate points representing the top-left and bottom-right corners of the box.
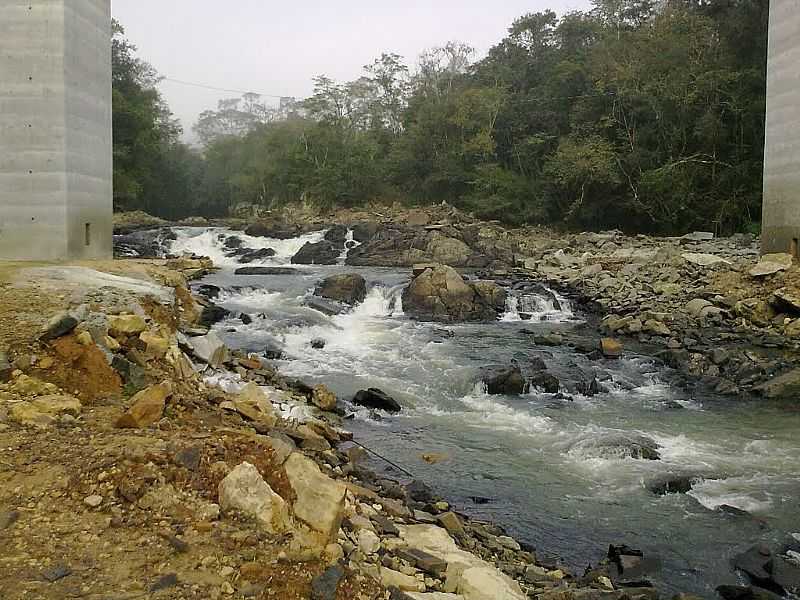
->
(482, 366), (528, 395)
(292, 241), (340, 265)
(402, 264), (506, 323)
(353, 388), (401, 413)
(315, 273), (367, 305)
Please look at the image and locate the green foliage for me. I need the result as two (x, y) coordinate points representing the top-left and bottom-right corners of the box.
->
(114, 2), (768, 233)
(111, 21), (198, 219)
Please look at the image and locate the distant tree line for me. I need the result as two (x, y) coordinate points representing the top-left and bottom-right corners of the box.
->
(113, 0), (768, 234)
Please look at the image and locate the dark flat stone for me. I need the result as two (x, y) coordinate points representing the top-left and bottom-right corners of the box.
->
(311, 565), (344, 600)
(42, 564), (72, 583)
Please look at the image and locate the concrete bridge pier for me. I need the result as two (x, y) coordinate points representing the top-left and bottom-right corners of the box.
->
(762, 0), (800, 256)
(0, 0), (113, 261)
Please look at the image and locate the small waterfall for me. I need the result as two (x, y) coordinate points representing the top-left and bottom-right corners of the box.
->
(337, 228), (362, 265)
(501, 286), (575, 322)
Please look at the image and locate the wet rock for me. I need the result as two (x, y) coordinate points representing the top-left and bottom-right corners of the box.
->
(198, 304), (230, 328)
(115, 382), (172, 428)
(224, 236), (244, 249)
(772, 555), (800, 594)
(306, 297), (348, 316)
(292, 241), (340, 265)
(196, 284), (222, 299)
(284, 453), (346, 545)
(402, 265), (506, 323)
(646, 474), (699, 495)
(311, 565), (344, 600)
(407, 479), (438, 504)
(315, 273), (367, 305)
(264, 338), (284, 360)
(529, 371), (560, 394)
(353, 388), (401, 413)
(235, 267), (298, 275)
(218, 462), (290, 534)
(238, 248), (277, 264)
(534, 333), (563, 347)
(39, 312), (79, 342)
(571, 434), (661, 460)
(482, 366), (528, 395)
(221, 383), (278, 427)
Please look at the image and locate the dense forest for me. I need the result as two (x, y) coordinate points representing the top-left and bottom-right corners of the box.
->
(113, 0), (769, 234)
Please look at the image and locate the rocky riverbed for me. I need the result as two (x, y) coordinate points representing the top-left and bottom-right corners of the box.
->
(105, 206), (800, 600)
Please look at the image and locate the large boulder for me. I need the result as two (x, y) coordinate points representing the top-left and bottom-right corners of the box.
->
(346, 227), (494, 268)
(402, 265), (506, 323)
(292, 241), (340, 265)
(218, 462), (291, 533)
(284, 453), (346, 545)
(315, 274), (367, 306)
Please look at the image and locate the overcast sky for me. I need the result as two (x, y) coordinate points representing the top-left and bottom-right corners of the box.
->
(111, 0), (592, 140)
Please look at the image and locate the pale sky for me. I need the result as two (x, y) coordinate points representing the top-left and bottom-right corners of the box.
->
(111, 0), (592, 140)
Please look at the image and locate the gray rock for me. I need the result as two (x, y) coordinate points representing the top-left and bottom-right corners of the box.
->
(187, 332), (228, 368)
(482, 366), (528, 395)
(353, 388), (401, 413)
(39, 312), (79, 342)
(292, 241), (340, 265)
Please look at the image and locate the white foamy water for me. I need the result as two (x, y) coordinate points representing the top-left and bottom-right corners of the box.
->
(501, 288), (576, 322)
(170, 227), (326, 267)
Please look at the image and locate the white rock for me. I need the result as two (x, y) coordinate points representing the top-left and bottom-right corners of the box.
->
(187, 331), (228, 367)
(445, 564), (526, 600)
(284, 453), (346, 545)
(84, 495), (103, 508)
(357, 529), (381, 555)
(682, 253), (730, 267)
(380, 567), (426, 592)
(218, 462), (290, 534)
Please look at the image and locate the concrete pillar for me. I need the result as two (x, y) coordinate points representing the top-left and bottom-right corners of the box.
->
(0, 0), (112, 261)
(762, 0), (800, 256)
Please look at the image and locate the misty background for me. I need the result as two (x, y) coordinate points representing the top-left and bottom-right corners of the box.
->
(111, 0), (591, 141)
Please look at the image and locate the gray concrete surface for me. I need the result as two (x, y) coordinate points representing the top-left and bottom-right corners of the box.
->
(762, 0), (800, 256)
(0, 0), (112, 260)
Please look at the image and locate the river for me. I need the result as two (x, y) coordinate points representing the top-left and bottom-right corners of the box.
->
(170, 226), (800, 598)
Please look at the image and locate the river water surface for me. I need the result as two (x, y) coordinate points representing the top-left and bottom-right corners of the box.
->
(171, 227), (800, 598)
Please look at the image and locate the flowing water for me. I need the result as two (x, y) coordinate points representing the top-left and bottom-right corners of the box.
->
(171, 227), (800, 597)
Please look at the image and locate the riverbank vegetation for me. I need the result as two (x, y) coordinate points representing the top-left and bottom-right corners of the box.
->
(112, 0), (768, 234)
